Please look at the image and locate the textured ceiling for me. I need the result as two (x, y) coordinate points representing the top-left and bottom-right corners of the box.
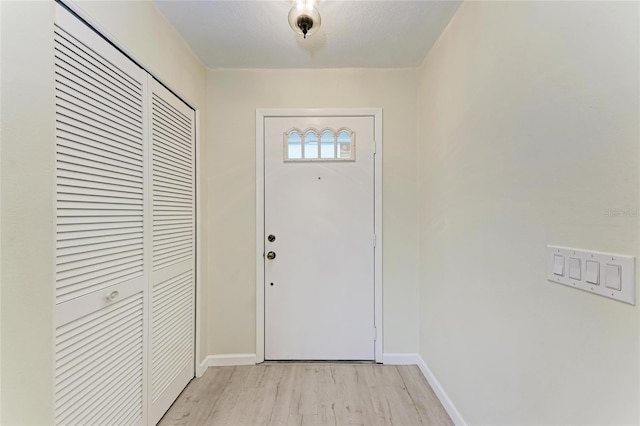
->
(154, 0), (462, 68)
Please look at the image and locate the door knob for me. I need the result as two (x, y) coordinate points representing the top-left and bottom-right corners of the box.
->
(266, 251), (276, 260)
(106, 290), (120, 302)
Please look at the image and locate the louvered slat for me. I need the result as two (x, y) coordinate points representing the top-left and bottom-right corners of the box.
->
(151, 271), (194, 402)
(55, 24), (144, 305)
(53, 28), (141, 96)
(55, 293), (144, 425)
(56, 121), (143, 157)
(54, 31), (142, 114)
(148, 80), (195, 425)
(54, 8), (147, 425)
(151, 92), (194, 271)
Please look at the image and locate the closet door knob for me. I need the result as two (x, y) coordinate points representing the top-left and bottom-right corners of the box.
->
(107, 290), (120, 302)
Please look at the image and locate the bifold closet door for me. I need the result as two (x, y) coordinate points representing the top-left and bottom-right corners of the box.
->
(147, 79), (196, 425)
(54, 4), (196, 425)
(54, 4), (149, 426)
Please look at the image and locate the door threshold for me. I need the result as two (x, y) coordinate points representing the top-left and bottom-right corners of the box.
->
(261, 360), (377, 365)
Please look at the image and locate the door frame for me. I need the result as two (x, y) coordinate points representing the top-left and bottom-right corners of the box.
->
(255, 108), (383, 363)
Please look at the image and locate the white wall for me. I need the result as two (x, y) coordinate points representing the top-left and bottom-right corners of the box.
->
(0, 1), (208, 423)
(1, 2), (56, 423)
(417, 2), (639, 424)
(205, 68), (420, 356)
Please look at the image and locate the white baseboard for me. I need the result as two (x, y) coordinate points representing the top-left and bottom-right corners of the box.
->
(196, 357), (208, 377)
(383, 353), (466, 426)
(382, 353), (422, 365)
(415, 355), (467, 426)
(197, 353), (257, 377)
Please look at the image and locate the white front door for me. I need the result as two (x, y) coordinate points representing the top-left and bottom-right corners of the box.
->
(264, 115), (376, 360)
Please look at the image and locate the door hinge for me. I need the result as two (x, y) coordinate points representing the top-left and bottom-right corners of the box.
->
(373, 326), (378, 341)
(373, 234), (377, 248)
(373, 140), (377, 154)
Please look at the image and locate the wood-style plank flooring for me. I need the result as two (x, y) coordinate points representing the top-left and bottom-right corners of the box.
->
(159, 363), (453, 426)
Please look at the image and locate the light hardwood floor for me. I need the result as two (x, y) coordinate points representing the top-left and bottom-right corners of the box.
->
(159, 363), (453, 426)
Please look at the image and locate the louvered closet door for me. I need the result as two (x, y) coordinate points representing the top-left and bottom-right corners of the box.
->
(54, 5), (148, 425)
(148, 79), (196, 425)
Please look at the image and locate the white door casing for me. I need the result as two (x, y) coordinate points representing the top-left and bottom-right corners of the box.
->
(256, 109), (383, 363)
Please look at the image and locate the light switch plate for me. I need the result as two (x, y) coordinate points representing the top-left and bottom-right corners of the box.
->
(547, 245), (635, 305)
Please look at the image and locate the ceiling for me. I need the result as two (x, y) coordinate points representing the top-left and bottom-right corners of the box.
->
(153, 0), (462, 69)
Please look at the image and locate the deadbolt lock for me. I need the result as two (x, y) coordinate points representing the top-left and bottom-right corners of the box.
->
(266, 251), (276, 260)
(267, 234), (276, 242)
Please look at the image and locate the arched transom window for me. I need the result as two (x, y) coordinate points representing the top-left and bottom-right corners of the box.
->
(285, 128), (355, 162)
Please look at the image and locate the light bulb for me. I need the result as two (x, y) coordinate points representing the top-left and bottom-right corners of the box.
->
(288, 0), (321, 39)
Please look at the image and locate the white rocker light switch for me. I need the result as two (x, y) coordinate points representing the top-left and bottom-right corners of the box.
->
(585, 260), (600, 285)
(568, 257), (581, 280)
(553, 255), (565, 276)
(605, 264), (622, 291)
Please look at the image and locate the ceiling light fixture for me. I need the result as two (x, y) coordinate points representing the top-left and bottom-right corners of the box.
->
(288, 0), (321, 39)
